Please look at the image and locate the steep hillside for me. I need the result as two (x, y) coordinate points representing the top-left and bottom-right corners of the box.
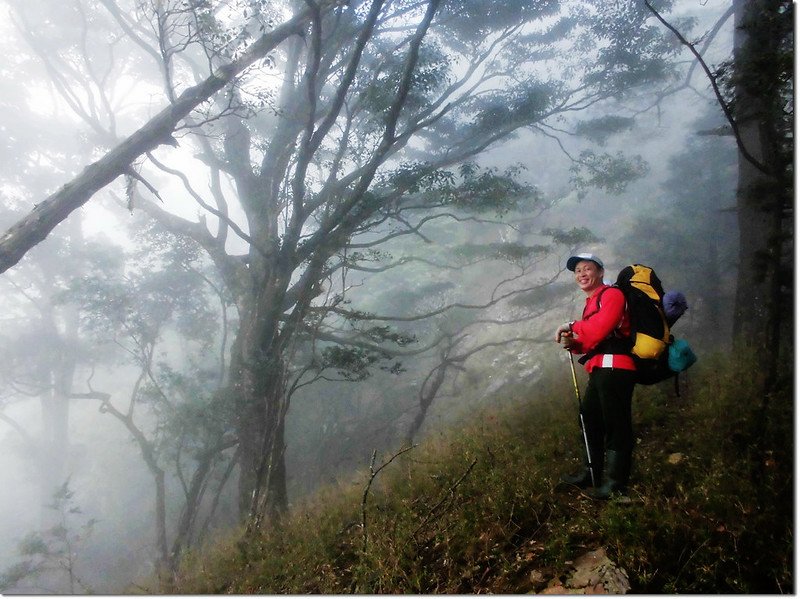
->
(167, 351), (793, 594)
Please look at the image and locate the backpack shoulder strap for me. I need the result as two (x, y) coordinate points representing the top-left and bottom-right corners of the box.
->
(582, 285), (615, 319)
(577, 286), (630, 364)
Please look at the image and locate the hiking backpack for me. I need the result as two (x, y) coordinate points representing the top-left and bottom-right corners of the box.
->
(615, 264), (696, 387)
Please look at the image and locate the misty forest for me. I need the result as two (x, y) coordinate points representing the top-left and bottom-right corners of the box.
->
(0, 0), (792, 594)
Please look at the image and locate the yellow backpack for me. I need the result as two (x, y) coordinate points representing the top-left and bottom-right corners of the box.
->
(616, 264), (696, 388)
(616, 264), (670, 361)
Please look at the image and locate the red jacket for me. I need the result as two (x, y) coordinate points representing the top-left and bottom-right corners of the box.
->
(570, 285), (635, 373)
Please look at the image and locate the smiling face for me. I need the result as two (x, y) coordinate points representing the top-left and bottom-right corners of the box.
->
(573, 260), (604, 295)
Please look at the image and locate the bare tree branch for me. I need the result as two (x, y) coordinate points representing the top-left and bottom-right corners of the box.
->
(410, 457), (478, 538)
(360, 444), (417, 553)
(643, 0), (769, 176)
(310, 270), (562, 324)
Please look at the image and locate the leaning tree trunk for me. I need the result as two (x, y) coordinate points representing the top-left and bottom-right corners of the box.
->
(0, 11), (311, 274)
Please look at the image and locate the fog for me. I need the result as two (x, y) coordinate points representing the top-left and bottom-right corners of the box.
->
(0, 0), (740, 593)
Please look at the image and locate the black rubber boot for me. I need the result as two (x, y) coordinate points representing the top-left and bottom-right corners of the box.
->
(588, 450), (631, 500)
(559, 468), (594, 488)
(559, 447), (603, 489)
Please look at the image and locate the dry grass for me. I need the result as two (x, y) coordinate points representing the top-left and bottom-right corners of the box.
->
(169, 351), (793, 594)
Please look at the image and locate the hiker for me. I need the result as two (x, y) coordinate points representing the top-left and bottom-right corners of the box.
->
(554, 253), (635, 499)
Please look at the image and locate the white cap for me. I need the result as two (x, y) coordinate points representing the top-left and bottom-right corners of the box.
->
(566, 253), (604, 271)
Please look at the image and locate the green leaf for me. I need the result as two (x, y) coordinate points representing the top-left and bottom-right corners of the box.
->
(569, 151), (649, 195)
(574, 116), (636, 144)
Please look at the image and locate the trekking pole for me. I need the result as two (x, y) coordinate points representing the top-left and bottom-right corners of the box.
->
(567, 349), (596, 487)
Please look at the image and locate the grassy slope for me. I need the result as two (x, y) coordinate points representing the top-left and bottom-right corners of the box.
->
(170, 351), (793, 594)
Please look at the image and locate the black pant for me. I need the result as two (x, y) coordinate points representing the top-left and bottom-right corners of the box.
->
(582, 368), (636, 455)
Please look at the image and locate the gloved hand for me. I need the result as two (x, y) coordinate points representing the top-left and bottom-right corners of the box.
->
(554, 322), (572, 342)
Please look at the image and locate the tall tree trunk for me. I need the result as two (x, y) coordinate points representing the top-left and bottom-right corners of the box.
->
(229, 302), (290, 522)
(39, 358), (72, 527)
(729, 0), (792, 506)
(38, 217), (83, 527)
(730, 0), (785, 374)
